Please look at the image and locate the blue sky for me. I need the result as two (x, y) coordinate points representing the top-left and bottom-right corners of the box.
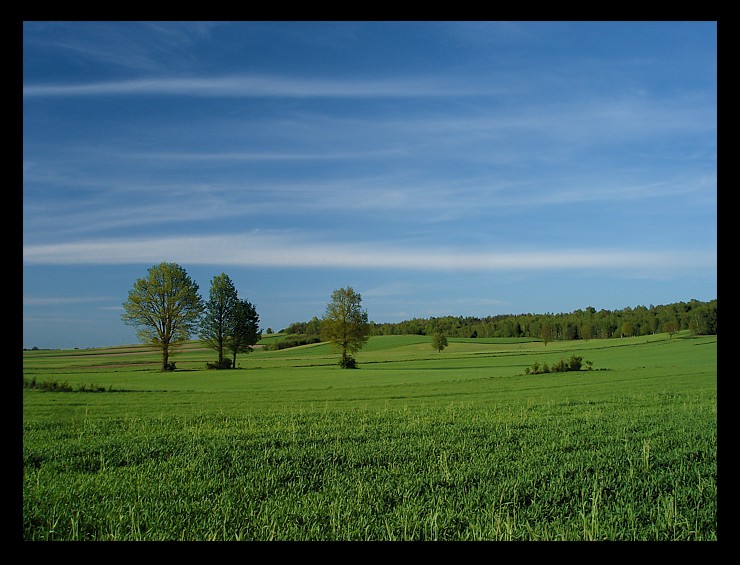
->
(23, 21), (717, 349)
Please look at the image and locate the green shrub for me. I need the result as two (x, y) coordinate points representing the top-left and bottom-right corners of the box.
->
(527, 355), (588, 375)
(24, 377), (113, 392)
(43, 379), (71, 391)
(339, 356), (358, 369)
(568, 355), (582, 371)
(23, 378), (73, 392)
(78, 383), (109, 392)
(206, 359), (233, 370)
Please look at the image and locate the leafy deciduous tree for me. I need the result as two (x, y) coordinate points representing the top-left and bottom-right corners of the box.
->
(621, 321), (634, 338)
(432, 332), (448, 353)
(663, 320), (679, 338)
(321, 286), (370, 368)
(306, 316), (322, 337)
(121, 262), (203, 372)
(581, 323), (593, 341)
(540, 321), (553, 346)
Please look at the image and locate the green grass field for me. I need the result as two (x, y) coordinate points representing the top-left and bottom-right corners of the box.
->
(22, 332), (717, 540)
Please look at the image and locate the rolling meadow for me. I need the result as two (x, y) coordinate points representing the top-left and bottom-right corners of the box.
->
(22, 332), (717, 541)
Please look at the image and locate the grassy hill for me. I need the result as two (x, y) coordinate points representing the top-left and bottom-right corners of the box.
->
(22, 332), (717, 540)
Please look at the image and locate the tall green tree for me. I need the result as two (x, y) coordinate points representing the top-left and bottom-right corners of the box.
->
(122, 262), (203, 372)
(580, 323), (593, 341)
(306, 316), (322, 336)
(621, 321), (634, 338)
(200, 273), (239, 366)
(227, 298), (260, 368)
(432, 332), (448, 353)
(321, 286), (370, 368)
(540, 320), (553, 346)
(663, 320), (679, 338)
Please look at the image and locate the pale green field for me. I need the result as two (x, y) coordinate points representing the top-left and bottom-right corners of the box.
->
(22, 332), (717, 540)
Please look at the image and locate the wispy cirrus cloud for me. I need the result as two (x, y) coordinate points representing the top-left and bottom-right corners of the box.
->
(23, 295), (114, 306)
(22, 232), (715, 274)
(23, 74), (496, 99)
(123, 148), (406, 162)
(23, 165), (715, 238)
(23, 21), (221, 74)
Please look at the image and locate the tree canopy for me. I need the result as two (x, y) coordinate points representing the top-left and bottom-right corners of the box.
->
(121, 262), (203, 371)
(369, 299), (716, 342)
(200, 273), (239, 365)
(227, 298), (260, 368)
(432, 332), (448, 353)
(321, 286), (370, 368)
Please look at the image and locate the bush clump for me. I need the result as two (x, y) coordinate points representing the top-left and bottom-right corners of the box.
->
(206, 359), (233, 370)
(23, 377), (112, 392)
(525, 355), (591, 375)
(339, 356), (358, 369)
(23, 377), (73, 391)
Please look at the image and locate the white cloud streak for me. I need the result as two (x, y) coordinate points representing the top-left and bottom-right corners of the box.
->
(22, 233), (715, 273)
(23, 295), (113, 306)
(23, 75), (491, 98)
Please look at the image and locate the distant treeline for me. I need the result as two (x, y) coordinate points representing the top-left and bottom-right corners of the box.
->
(262, 335), (322, 351)
(281, 299), (717, 342)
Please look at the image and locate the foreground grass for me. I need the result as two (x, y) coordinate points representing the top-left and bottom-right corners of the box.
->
(22, 334), (717, 540)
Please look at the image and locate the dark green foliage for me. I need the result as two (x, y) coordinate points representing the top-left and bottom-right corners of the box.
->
(263, 334), (321, 351)
(77, 383), (111, 392)
(205, 359), (232, 370)
(566, 355), (582, 371)
(200, 273), (238, 365)
(199, 275), (261, 368)
(281, 317), (321, 336)
(23, 377), (112, 392)
(24, 377), (73, 391)
(526, 356), (588, 375)
(339, 355), (358, 369)
(227, 299), (260, 367)
(369, 299), (717, 341)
